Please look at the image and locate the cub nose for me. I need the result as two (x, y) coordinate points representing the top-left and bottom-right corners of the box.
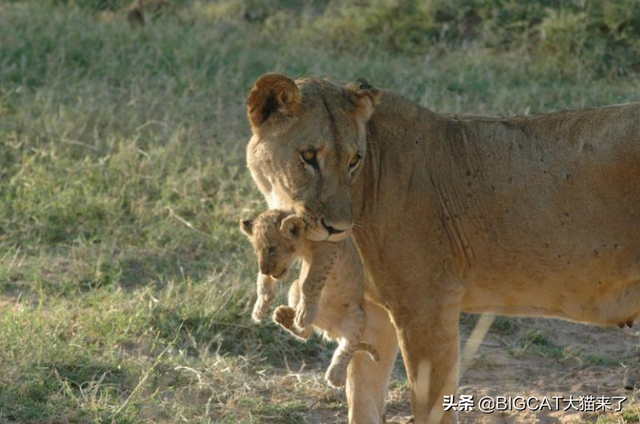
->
(259, 262), (272, 276)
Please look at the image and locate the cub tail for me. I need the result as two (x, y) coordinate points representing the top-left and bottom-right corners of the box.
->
(355, 342), (380, 362)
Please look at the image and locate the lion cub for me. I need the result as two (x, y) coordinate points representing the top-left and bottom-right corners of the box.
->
(240, 209), (378, 387)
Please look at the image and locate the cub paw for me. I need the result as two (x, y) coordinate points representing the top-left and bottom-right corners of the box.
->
(294, 302), (318, 330)
(273, 306), (295, 329)
(325, 363), (348, 388)
(251, 300), (269, 323)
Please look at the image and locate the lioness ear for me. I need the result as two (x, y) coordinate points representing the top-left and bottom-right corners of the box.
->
(247, 73), (301, 132)
(239, 219), (253, 237)
(346, 78), (383, 123)
(280, 216), (304, 240)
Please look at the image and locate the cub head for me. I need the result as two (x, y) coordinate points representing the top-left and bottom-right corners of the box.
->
(246, 74), (382, 242)
(240, 209), (305, 280)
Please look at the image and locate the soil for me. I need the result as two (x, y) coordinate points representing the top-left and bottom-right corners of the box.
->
(383, 316), (640, 424)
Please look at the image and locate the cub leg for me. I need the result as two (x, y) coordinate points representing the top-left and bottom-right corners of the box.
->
(294, 243), (339, 330)
(325, 303), (367, 387)
(272, 279), (313, 340)
(251, 273), (277, 322)
(273, 305), (313, 340)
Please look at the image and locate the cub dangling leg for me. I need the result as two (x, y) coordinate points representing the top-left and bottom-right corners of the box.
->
(252, 273), (277, 323)
(325, 303), (371, 387)
(294, 242), (339, 331)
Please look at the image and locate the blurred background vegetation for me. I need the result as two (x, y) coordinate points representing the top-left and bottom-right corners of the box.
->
(35, 0), (640, 74)
(0, 0), (639, 422)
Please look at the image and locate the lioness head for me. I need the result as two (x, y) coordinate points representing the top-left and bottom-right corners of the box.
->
(246, 74), (382, 241)
(240, 209), (305, 281)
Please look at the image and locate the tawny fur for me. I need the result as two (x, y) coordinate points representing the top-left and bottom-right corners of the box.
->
(245, 74), (640, 423)
(240, 209), (379, 387)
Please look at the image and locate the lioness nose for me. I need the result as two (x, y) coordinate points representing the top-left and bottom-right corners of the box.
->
(321, 218), (353, 235)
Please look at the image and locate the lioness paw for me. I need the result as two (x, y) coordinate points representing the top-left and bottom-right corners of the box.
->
(325, 363), (348, 387)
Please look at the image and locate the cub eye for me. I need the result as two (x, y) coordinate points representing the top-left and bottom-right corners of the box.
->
(349, 154), (362, 170)
(301, 149), (318, 166)
(268, 246), (277, 256)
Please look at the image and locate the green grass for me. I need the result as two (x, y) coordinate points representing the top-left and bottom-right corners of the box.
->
(1, 0), (640, 422)
(622, 409), (640, 423)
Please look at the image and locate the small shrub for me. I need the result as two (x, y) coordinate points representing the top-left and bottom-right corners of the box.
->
(538, 9), (590, 72)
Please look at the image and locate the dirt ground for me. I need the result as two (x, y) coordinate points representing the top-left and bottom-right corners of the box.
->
(382, 317), (640, 424)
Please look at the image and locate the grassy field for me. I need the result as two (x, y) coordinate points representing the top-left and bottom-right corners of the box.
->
(1, 1), (640, 423)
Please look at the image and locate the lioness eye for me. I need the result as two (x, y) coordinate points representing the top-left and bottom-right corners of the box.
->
(349, 154), (361, 170)
(301, 149), (318, 167)
(268, 246), (277, 256)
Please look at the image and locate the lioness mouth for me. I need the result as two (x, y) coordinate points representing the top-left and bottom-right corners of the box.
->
(322, 218), (348, 235)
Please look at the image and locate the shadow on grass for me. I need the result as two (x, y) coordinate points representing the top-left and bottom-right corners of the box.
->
(0, 360), (135, 423)
(148, 304), (332, 366)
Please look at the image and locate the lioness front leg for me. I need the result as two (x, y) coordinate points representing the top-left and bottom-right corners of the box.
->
(252, 273), (277, 322)
(346, 300), (399, 424)
(394, 288), (462, 424)
(294, 243), (339, 330)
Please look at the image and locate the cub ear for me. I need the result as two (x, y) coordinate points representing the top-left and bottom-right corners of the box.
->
(280, 216), (305, 240)
(346, 78), (383, 123)
(247, 73), (301, 132)
(239, 219), (253, 237)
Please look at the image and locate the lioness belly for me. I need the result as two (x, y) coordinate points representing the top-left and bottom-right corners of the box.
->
(461, 273), (640, 326)
(459, 219), (640, 325)
(458, 172), (640, 325)
(446, 104), (640, 326)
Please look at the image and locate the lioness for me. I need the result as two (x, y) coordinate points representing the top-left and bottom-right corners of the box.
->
(240, 209), (379, 387)
(245, 73), (640, 423)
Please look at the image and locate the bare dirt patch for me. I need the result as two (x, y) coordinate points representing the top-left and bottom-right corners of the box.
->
(384, 317), (640, 424)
